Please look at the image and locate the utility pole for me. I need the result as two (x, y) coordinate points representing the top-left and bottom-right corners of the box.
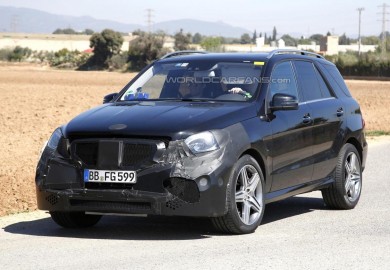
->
(145, 9), (154, 33)
(357, 7), (364, 55)
(378, 3), (389, 57)
(10, 15), (19, 33)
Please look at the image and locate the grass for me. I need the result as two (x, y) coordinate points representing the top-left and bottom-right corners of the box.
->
(365, 130), (390, 136)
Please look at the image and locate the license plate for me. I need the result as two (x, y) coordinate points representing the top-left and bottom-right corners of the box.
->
(84, 169), (137, 184)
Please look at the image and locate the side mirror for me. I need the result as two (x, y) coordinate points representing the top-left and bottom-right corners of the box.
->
(270, 93), (298, 111)
(103, 93), (118, 104)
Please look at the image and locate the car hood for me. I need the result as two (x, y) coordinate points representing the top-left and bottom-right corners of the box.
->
(64, 101), (257, 140)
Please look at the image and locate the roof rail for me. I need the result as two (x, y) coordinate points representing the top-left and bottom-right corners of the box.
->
(266, 49), (324, 59)
(160, 50), (208, 60)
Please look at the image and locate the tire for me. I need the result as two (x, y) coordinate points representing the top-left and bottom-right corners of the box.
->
(322, 143), (362, 210)
(212, 155), (265, 234)
(50, 211), (102, 228)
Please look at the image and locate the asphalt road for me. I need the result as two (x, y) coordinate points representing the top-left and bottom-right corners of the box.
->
(1, 140), (389, 270)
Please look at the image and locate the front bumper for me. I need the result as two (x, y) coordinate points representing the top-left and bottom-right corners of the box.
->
(35, 127), (250, 217)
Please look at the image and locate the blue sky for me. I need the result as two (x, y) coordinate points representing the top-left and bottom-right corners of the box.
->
(0, 0), (387, 36)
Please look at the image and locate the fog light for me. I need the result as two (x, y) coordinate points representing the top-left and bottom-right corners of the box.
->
(199, 178), (208, 187)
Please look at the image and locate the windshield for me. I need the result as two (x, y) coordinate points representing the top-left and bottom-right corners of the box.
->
(119, 60), (264, 102)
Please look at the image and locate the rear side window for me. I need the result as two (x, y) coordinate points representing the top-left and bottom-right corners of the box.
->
(269, 61), (299, 99)
(319, 63), (352, 97)
(293, 61), (322, 101)
(314, 67), (332, 98)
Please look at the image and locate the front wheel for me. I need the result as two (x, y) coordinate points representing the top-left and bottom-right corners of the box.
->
(322, 143), (362, 209)
(212, 155), (265, 234)
(50, 211), (102, 228)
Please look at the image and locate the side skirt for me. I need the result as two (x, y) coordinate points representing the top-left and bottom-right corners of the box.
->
(265, 177), (334, 204)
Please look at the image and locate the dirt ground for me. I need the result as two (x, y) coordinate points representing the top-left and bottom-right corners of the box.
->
(0, 63), (389, 216)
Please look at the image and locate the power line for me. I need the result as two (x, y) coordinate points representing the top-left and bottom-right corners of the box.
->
(357, 7), (364, 55)
(378, 3), (390, 56)
(145, 9), (154, 33)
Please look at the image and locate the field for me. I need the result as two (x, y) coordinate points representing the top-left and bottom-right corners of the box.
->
(0, 63), (389, 216)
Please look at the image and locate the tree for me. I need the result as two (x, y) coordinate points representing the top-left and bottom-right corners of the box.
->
(362, 36), (380, 45)
(272, 26), (277, 41)
(280, 34), (297, 46)
(174, 29), (191, 50)
(200, 37), (223, 52)
(192, 33), (203, 44)
(252, 30), (257, 43)
(339, 33), (350, 45)
(128, 33), (169, 70)
(264, 33), (267, 44)
(84, 29), (94, 35)
(89, 29), (124, 68)
(240, 33), (251, 44)
(309, 34), (324, 44)
(326, 31), (332, 36)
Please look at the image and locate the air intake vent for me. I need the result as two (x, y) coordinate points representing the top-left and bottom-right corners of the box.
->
(69, 200), (151, 212)
(46, 194), (58, 205)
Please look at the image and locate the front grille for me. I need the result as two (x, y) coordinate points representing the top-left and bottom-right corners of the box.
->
(122, 143), (152, 166)
(71, 139), (165, 168)
(75, 142), (98, 166)
(69, 199), (151, 211)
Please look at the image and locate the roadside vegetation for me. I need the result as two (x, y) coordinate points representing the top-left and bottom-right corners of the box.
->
(1, 27), (390, 76)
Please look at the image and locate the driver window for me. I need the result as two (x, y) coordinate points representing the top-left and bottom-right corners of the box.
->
(269, 61), (299, 100)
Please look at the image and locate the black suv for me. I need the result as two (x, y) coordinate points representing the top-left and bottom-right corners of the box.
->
(36, 50), (367, 234)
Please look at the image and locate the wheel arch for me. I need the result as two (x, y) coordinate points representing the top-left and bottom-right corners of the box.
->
(239, 149), (267, 183)
(345, 137), (363, 163)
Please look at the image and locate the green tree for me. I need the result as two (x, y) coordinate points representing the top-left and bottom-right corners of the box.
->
(272, 26), (277, 41)
(174, 29), (191, 50)
(8, 46), (32, 62)
(252, 30), (257, 43)
(84, 29), (94, 35)
(240, 33), (251, 44)
(280, 34), (297, 46)
(339, 33), (350, 45)
(309, 34), (324, 44)
(361, 36), (380, 45)
(192, 32), (203, 44)
(200, 37), (223, 52)
(128, 33), (169, 70)
(89, 29), (124, 68)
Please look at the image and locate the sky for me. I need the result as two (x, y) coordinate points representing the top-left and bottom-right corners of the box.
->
(0, 0), (387, 37)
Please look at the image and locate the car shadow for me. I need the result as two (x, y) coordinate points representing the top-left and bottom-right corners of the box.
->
(262, 196), (327, 225)
(3, 196), (327, 240)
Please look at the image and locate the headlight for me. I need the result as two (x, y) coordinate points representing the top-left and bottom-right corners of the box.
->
(185, 131), (219, 154)
(47, 127), (62, 150)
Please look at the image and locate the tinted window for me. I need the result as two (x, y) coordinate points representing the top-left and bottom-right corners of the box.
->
(294, 61), (322, 101)
(314, 67), (332, 98)
(269, 61), (298, 99)
(319, 63), (352, 97)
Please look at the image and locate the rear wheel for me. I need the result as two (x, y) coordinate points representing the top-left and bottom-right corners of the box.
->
(50, 211), (102, 228)
(322, 143), (362, 209)
(212, 155), (265, 234)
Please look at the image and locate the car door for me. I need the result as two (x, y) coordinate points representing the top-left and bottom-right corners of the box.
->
(268, 61), (314, 191)
(293, 60), (343, 181)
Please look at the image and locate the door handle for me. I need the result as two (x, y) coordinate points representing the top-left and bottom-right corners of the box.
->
(336, 107), (344, 117)
(302, 113), (312, 124)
